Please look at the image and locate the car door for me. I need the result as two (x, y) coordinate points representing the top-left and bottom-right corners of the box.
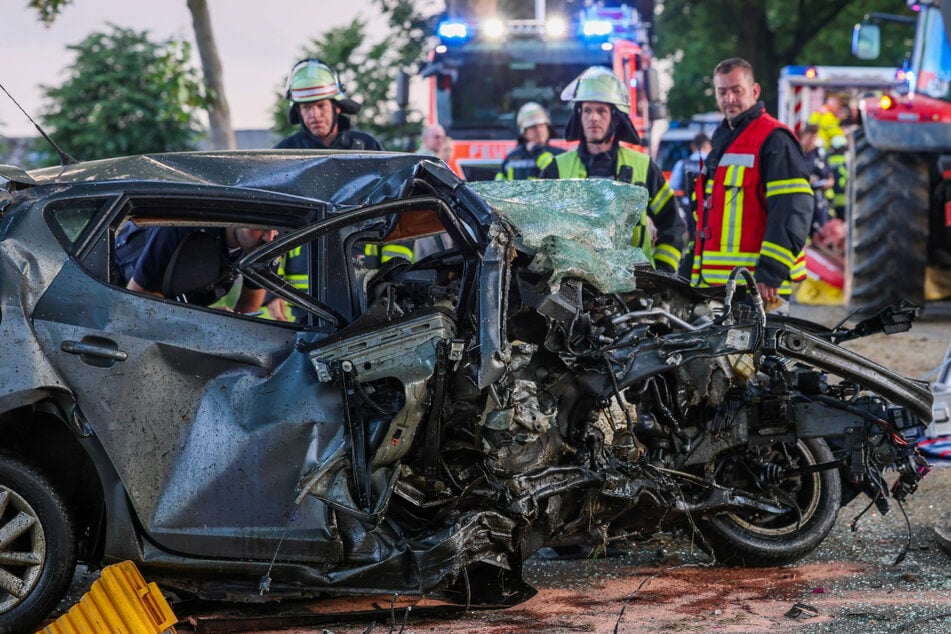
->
(31, 189), (354, 563)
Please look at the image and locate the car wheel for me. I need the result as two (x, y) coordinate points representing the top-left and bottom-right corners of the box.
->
(0, 454), (76, 633)
(699, 438), (841, 566)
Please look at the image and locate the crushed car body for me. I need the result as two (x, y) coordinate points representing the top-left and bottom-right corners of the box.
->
(0, 151), (934, 631)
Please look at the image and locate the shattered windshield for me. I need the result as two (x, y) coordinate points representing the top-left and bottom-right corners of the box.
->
(470, 179), (649, 293)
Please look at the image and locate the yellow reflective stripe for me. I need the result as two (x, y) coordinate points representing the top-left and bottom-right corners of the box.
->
(380, 244), (415, 263)
(694, 270), (738, 285)
(537, 152), (554, 171)
(696, 252), (759, 267)
(693, 269), (794, 293)
(365, 244), (380, 256)
(285, 275), (308, 290)
(790, 255), (806, 281)
(654, 242), (681, 270)
(766, 178), (812, 197)
(761, 240), (796, 268)
(649, 181), (674, 215)
(722, 165), (745, 250)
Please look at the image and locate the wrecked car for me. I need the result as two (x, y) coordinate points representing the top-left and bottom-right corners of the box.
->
(0, 151), (933, 631)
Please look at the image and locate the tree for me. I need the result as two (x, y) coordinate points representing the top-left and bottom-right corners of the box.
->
(272, 0), (442, 150)
(652, 0), (912, 120)
(29, 0), (236, 149)
(186, 0), (235, 149)
(38, 25), (206, 163)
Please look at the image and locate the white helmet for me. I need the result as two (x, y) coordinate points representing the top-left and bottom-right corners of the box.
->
(516, 102), (551, 133)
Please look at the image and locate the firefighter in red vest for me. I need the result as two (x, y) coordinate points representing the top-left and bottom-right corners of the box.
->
(692, 57), (813, 308)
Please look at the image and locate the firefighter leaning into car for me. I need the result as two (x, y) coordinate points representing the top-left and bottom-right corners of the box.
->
(691, 57), (813, 309)
(538, 67), (685, 273)
(495, 102), (564, 180)
(116, 223), (278, 313)
(271, 59), (392, 320)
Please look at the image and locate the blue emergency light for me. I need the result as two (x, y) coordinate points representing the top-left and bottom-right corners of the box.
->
(437, 21), (470, 41)
(581, 19), (613, 37)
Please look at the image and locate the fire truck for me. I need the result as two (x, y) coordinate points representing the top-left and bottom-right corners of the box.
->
(418, 1), (664, 181)
(777, 65), (903, 136)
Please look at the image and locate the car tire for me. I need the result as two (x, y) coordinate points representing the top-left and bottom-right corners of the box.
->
(0, 454), (77, 633)
(699, 438), (841, 567)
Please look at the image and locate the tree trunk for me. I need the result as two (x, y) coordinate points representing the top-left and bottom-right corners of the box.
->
(187, 0), (236, 150)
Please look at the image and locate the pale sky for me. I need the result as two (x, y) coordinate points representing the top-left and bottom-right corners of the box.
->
(1, 0), (430, 137)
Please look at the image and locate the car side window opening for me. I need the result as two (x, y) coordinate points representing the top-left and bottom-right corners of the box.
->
(49, 190), (473, 334)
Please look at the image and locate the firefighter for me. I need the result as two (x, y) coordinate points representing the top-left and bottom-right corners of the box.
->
(276, 59), (383, 151)
(496, 102), (564, 180)
(807, 93), (846, 150)
(270, 60), (388, 321)
(538, 67), (685, 274)
(692, 57), (813, 309)
(827, 134), (849, 219)
(669, 132), (712, 278)
(798, 124), (834, 237)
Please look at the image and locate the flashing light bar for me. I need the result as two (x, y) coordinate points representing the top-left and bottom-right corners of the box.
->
(435, 8), (640, 45)
(483, 18), (505, 39)
(546, 17), (567, 37)
(437, 21), (469, 40)
(582, 19), (613, 37)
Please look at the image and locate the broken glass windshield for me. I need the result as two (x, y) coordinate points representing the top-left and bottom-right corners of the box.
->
(470, 179), (649, 293)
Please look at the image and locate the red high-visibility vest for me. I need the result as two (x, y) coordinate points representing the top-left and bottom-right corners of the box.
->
(692, 113), (806, 292)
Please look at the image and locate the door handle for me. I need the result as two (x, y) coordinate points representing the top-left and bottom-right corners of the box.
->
(61, 337), (128, 367)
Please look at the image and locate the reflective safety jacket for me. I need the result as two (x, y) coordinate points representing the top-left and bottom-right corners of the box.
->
(807, 107), (845, 149)
(827, 150), (848, 211)
(692, 107), (811, 294)
(548, 146), (684, 272)
(362, 242), (415, 268)
(496, 143), (564, 180)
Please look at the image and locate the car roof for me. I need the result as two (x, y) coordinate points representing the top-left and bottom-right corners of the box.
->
(4, 150), (445, 205)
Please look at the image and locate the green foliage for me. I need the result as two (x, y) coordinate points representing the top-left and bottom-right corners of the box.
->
(271, 0), (441, 149)
(26, 0), (72, 24)
(38, 25), (207, 164)
(653, 0), (912, 120)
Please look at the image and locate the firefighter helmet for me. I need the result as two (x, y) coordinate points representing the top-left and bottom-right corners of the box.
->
(560, 66), (630, 114)
(516, 102), (551, 133)
(285, 59), (360, 115)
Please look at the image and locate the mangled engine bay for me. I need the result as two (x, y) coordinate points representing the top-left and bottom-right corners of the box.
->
(298, 179), (932, 604)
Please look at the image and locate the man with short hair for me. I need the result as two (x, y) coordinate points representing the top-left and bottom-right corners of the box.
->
(418, 124), (446, 157)
(119, 224), (278, 313)
(691, 57), (813, 307)
(276, 59), (383, 151)
(539, 67), (684, 273)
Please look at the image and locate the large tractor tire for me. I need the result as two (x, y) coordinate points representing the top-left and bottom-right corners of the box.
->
(847, 128), (930, 313)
